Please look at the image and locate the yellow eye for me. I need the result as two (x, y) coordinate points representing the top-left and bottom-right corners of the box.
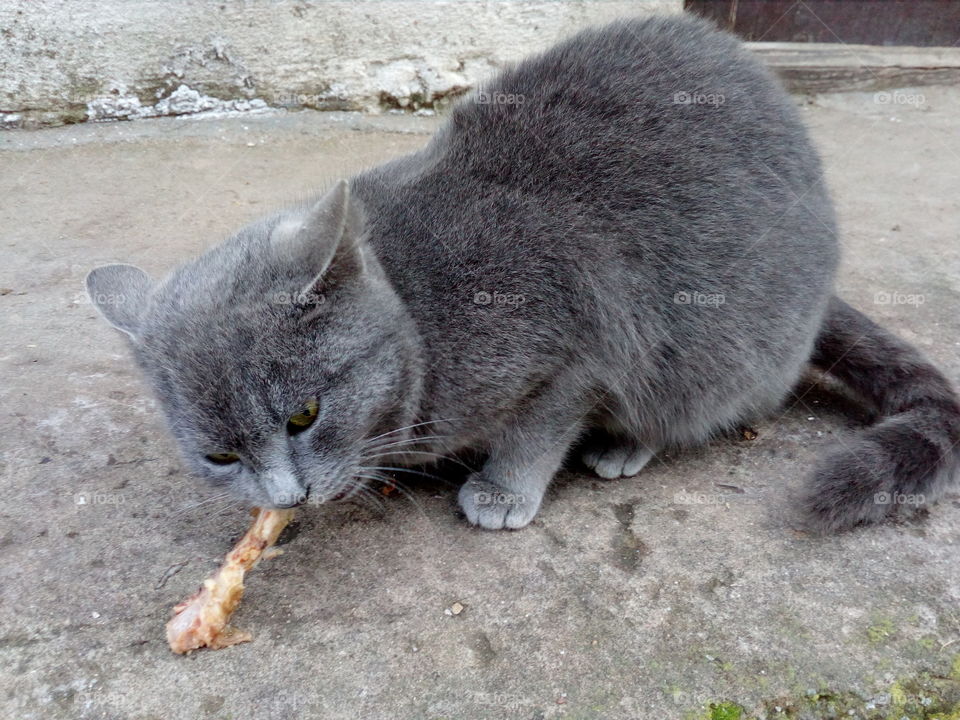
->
(287, 398), (319, 434)
(206, 452), (240, 465)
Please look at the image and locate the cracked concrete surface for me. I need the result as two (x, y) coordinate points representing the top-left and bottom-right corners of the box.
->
(0, 0), (680, 127)
(1, 88), (959, 719)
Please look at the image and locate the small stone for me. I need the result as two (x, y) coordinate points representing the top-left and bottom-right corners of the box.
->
(91, 611), (100, 619)
(449, 602), (464, 616)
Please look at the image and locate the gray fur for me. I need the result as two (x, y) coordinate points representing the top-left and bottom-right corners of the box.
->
(87, 15), (959, 531)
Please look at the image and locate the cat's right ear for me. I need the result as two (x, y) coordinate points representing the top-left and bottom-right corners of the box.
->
(85, 264), (154, 339)
(270, 179), (366, 290)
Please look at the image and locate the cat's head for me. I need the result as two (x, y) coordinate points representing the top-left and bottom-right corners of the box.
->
(86, 181), (422, 508)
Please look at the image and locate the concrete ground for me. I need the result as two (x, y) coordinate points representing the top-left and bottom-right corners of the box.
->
(1, 88), (959, 720)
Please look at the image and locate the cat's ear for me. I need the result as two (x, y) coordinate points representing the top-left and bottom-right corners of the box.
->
(85, 264), (154, 339)
(271, 179), (366, 290)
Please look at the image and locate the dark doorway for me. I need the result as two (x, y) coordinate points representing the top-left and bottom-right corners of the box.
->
(685, 1), (960, 46)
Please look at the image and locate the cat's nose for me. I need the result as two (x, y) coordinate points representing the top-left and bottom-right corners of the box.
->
(261, 469), (307, 508)
(270, 496), (303, 509)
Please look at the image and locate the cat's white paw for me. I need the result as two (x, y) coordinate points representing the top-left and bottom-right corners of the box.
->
(582, 442), (654, 479)
(458, 474), (541, 530)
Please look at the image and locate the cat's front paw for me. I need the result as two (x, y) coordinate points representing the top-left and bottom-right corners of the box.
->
(582, 439), (654, 479)
(457, 474), (541, 530)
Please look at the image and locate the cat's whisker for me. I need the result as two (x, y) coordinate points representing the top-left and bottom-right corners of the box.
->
(352, 464), (448, 522)
(364, 418), (459, 444)
(379, 480), (436, 521)
(145, 491), (239, 533)
(353, 473), (388, 484)
(166, 491), (235, 519)
(362, 433), (452, 452)
(362, 465), (443, 482)
(338, 479), (387, 514)
(349, 475), (408, 515)
(359, 436), (452, 460)
(359, 475), (433, 519)
(361, 448), (478, 475)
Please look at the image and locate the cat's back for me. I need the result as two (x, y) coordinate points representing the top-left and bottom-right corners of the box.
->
(352, 14), (837, 428)
(358, 14), (834, 288)
(442, 14), (820, 202)
(355, 12), (836, 352)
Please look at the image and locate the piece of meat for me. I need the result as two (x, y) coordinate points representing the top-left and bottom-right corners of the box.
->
(166, 507), (295, 654)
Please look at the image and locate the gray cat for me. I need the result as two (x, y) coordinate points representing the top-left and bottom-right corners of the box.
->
(87, 15), (960, 533)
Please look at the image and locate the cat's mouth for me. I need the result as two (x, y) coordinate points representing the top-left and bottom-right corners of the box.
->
(266, 465), (391, 507)
(325, 471), (397, 504)
(329, 487), (352, 502)
(308, 473), (368, 504)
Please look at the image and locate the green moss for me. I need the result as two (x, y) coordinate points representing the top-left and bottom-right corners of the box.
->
(884, 671), (960, 719)
(708, 701), (744, 720)
(890, 679), (908, 707)
(867, 616), (897, 644)
(674, 658), (960, 720)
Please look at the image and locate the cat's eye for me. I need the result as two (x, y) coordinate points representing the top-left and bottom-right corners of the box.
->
(206, 452), (241, 465)
(287, 398), (319, 435)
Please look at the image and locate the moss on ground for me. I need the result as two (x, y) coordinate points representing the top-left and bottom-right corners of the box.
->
(678, 655), (960, 720)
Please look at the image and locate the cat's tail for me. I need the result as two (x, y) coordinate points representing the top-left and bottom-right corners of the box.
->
(803, 295), (960, 533)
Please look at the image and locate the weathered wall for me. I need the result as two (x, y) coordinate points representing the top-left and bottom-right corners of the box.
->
(0, 0), (682, 128)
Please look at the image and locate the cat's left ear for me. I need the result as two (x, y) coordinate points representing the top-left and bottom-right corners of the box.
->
(271, 179), (367, 294)
(85, 264), (155, 339)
